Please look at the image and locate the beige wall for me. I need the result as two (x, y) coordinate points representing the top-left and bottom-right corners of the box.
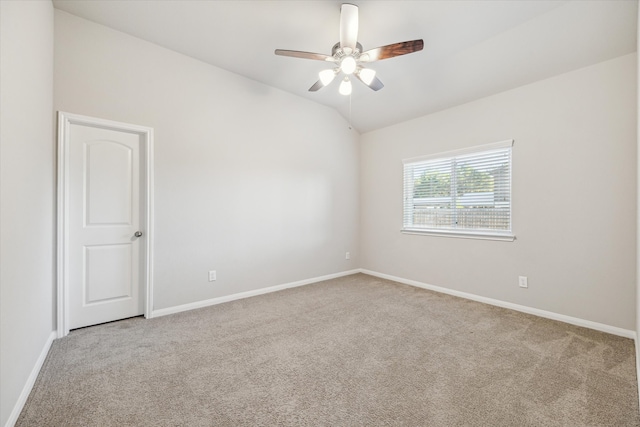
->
(54, 10), (360, 311)
(636, 3), (640, 391)
(0, 1), (55, 425)
(360, 54), (637, 330)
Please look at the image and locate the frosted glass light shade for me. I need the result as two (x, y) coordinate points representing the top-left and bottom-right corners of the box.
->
(319, 69), (336, 86)
(339, 78), (352, 96)
(340, 56), (357, 75)
(359, 68), (376, 85)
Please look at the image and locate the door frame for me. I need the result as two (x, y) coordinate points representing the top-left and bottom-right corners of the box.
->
(56, 112), (154, 338)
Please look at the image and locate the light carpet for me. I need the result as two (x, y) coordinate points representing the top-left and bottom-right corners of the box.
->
(17, 273), (640, 426)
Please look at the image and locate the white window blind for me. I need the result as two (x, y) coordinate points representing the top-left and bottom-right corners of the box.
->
(402, 140), (513, 240)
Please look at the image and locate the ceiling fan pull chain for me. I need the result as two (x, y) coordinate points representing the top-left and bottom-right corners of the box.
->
(349, 91), (352, 130)
(274, 3), (423, 101)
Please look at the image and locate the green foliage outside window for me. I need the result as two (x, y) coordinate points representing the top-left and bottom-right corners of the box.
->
(413, 171), (450, 198)
(413, 165), (494, 199)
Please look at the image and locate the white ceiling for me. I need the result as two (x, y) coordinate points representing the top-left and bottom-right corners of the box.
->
(52, 0), (637, 133)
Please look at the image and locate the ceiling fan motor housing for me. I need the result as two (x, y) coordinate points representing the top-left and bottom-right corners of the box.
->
(274, 3), (423, 94)
(332, 42), (363, 59)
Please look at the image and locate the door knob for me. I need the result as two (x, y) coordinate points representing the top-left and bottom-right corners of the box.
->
(134, 231), (143, 237)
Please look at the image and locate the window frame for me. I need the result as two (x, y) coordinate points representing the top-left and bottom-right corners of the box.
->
(402, 140), (515, 242)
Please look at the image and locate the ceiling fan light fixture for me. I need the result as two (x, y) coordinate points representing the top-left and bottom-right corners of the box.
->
(340, 56), (357, 75)
(275, 3), (424, 96)
(339, 77), (352, 96)
(319, 69), (337, 86)
(358, 68), (376, 85)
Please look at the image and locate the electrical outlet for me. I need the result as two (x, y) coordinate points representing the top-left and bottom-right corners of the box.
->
(208, 270), (216, 282)
(518, 276), (528, 288)
(345, 252), (350, 260)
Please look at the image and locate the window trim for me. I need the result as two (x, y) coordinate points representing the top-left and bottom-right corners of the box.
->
(401, 139), (515, 242)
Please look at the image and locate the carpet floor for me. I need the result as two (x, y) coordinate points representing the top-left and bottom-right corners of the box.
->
(17, 273), (640, 426)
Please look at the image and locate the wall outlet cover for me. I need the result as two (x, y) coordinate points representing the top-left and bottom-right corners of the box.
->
(518, 276), (528, 288)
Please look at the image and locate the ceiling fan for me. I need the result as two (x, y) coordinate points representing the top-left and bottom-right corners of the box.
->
(275, 3), (423, 96)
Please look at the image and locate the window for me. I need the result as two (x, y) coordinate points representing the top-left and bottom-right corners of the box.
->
(402, 140), (514, 241)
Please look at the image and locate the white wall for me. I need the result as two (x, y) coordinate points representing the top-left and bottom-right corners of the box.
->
(54, 10), (359, 311)
(360, 54), (637, 330)
(0, 1), (55, 426)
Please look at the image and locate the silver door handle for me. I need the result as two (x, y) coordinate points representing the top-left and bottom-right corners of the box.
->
(134, 231), (143, 237)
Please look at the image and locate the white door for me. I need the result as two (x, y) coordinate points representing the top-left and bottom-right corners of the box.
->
(67, 122), (145, 329)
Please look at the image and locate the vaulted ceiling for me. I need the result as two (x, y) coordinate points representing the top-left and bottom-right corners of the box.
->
(52, 0), (637, 133)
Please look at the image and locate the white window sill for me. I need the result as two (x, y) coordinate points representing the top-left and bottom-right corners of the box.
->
(401, 228), (515, 242)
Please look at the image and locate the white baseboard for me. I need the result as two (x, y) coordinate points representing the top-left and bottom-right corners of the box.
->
(360, 269), (635, 339)
(5, 331), (56, 427)
(151, 269), (361, 318)
(635, 332), (640, 410)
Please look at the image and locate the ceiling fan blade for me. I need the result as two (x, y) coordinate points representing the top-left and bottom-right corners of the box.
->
(308, 80), (325, 92)
(339, 4), (358, 52)
(356, 73), (384, 91)
(359, 39), (424, 62)
(274, 49), (336, 62)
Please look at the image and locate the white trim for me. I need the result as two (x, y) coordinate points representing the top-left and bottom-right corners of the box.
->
(635, 332), (640, 413)
(401, 228), (515, 242)
(143, 129), (155, 320)
(56, 113), (67, 338)
(359, 269), (635, 339)
(56, 112), (154, 337)
(402, 139), (513, 165)
(635, 333), (640, 401)
(4, 332), (55, 427)
(151, 270), (360, 318)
